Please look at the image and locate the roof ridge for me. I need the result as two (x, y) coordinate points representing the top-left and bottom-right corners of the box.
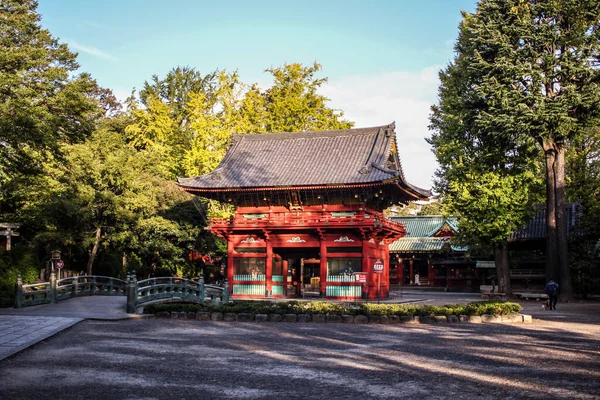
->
(231, 124), (394, 142)
(391, 215), (445, 219)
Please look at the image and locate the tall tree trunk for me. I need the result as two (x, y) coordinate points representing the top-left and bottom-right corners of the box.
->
(554, 145), (572, 299)
(86, 226), (102, 275)
(544, 144), (559, 282)
(494, 243), (511, 295)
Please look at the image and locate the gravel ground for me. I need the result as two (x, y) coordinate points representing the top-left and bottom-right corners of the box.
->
(0, 313), (598, 400)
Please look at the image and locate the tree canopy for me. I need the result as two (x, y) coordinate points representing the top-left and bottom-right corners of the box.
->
(430, 0), (600, 297)
(0, 0), (354, 287)
(126, 62), (352, 179)
(0, 0), (104, 180)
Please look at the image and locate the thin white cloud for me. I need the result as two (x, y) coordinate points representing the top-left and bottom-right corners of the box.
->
(445, 39), (456, 48)
(68, 39), (119, 61)
(321, 67), (443, 191)
(82, 20), (113, 30)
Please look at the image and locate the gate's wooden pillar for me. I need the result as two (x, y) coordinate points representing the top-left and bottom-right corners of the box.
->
(319, 238), (327, 297)
(283, 259), (289, 296)
(428, 256), (435, 286)
(363, 239), (372, 299)
(409, 258), (414, 284)
(396, 257), (403, 285)
(227, 240), (234, 292)
(383, 245), (389, 298)
(265, 239), (273, 297)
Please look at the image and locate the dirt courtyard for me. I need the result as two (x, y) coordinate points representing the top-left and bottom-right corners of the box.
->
(0, 302), (598, 400)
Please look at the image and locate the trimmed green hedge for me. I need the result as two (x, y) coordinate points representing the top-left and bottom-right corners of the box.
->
(144, 300), (522, 317)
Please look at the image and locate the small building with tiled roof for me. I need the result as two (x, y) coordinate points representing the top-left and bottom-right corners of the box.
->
(388, 204), (583, 291)
(387, 216), (482, 290)
(179, 123), (430, 300)
(506, 203), (582, 288)
(509, 203), (581, 243)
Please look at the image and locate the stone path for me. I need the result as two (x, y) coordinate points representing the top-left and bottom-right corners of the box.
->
(0, 296), (135, 361)
(1, 316), (598, 400)
(0, 315), (82, 361)
(0, 290), (597, 366)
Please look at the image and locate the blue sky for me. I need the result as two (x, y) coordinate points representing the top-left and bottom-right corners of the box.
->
(37, 0), (478, 189)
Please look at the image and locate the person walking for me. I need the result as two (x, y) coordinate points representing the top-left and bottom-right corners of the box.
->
(544, 279), (560, 310)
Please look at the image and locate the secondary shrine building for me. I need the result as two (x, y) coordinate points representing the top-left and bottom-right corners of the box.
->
(178, 123), (429, 300)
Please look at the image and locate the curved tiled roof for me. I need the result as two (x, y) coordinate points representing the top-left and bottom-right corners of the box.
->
(178, 123), (430, 199)
(388, 216), (467, 253)
(388, 237), (467, 252)
(509, 202), (581, 241)
(389, 216), (459, 237)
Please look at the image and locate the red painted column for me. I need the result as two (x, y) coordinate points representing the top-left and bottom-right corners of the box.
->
(363, 239), (372, 299)
(227, 239), (234, 293)
(398, 258), (404, 285)
(320, 238), (327, 297)
(283, 259), (289, 296)
(428, 257), (435, 286)
(383, 245), (389, 298)
(265, 239), (273, 297)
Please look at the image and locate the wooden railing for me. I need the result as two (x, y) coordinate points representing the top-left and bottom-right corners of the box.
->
(14, 273), (229, 312)
(510, 269), (545, 277)
(210, 210), (405, 233)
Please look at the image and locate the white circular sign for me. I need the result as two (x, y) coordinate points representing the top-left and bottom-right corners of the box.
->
(373, 260), (384, 273)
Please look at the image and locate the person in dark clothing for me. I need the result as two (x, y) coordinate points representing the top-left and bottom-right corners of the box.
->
(544, 280), (560, 310)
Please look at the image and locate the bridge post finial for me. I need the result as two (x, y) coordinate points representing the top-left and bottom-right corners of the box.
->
(126, 271), (137, 314)
(49, 272), (57, 304)
(199, 275), (205, 303)
(14, 274), (22, 309)
(223, 280), (230, 304)
(72, 275), (78, 298)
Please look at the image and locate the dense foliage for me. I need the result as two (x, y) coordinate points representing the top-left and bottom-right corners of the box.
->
(429, 0), (600, 297)
(0, 0), (105, 182)
(0, 1), (353, 291)
(566, 126), (600, 297)
(144, 300), (523, 317)
(0, 244), (39, 307)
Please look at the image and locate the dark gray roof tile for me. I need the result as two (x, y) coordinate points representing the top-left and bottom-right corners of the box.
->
(178, 123), (429, 198)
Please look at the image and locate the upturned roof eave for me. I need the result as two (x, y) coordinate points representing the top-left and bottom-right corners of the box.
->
(178, 180), (399, 193)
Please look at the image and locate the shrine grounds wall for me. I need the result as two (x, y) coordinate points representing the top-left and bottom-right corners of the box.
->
(153, 311), (533, 324)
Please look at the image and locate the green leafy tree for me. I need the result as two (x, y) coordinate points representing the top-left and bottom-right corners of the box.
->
(0, 0), (103, 180)
(139, 66), (218, 122)
(260, 62), (352, 133)
(126, 69), (242, 178)
(432, 0), (600, 298)
(127, 62), (353, 178)
(429, 3), (543, 293)
(10, 117), (198, 276)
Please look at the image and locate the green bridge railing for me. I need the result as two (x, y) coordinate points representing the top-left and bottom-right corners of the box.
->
(14, 272), (229, 312)
(133, 275), (228, 313)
